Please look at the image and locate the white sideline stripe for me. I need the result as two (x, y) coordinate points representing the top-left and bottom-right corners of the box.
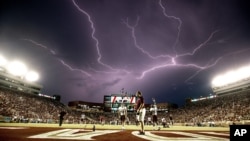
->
(132, 131), (228, 141)
(200, 132), (229, 136)
(0, 127), (29, 129)
(172, 131), (228, 140)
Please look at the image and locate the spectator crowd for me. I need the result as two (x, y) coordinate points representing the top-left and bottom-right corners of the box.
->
(1, 87), (250, 127)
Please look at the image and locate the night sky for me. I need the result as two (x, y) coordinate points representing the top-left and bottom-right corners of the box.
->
(1, 0), (250, 106)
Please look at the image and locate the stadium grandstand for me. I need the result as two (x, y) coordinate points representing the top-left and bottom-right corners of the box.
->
(1, 55), (249, 127)
(178, 64), (250, 126)
(68, 101), (104, 112)
(0, 71), (42, 95)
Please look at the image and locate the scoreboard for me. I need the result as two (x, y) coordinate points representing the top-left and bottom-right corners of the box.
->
(103, 94), (137, 112)
(111, 95), (136, 104)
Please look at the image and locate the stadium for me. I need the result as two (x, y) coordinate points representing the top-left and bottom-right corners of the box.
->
(2, 0), (250, 139)
(1, 55), (250, 140)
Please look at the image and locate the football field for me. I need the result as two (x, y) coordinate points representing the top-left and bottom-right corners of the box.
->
(0, 123), (229, 141)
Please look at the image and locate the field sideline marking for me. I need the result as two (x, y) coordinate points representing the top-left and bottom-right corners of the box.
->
(132, 131), (229, 141)
(28, 129), (120, 140)
(0, 127), (29, 129)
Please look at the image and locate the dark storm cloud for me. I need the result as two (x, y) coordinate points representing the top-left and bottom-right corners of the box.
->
(1, 0), (250, 106)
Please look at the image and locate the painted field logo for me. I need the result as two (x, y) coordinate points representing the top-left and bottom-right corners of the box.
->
(230, 125), (250, 141)
(28, 129), (120, 140)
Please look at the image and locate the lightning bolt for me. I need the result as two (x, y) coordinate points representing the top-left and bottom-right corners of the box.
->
(58, 60), (92, 77)
(122, 17), (172, 59)
(177, 30), (219, 57)
(22, 39), (56, 55)
(122, 3), (216, 53)
(124, 0), (222, 80)
(72, 0), (130, 74)
(23, 0), (245, 83)
(73, 0), (220, 81)
(136, 28), (222, 80)
(184, 46), (250, 82)
(137, 58), (221, 79)
(72, 0), (106, 68)
(22, 39), (92, 77)
(159, 0), (182, 55)
(184, 57), (223, 82)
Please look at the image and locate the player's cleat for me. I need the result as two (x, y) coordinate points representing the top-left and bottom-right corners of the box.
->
(138, 131), (145, 135)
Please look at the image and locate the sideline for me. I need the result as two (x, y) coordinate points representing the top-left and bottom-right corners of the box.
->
(0, 123), (229, 131)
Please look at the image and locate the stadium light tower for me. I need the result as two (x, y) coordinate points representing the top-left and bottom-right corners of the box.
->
(224, 71), (238, 84)
(238, 66), (250, 79)
(212, 64), (250, 88)
(1, 54), (40, 82)
(0, 55), (8, 68)
(211, 75), (223, 87)
(25, 71), (39, 82)
(6, 60), (28, 76)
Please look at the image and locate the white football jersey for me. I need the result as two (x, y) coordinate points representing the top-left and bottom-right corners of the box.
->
(118, 106), (127, 115)
(150, 105), (157, 115)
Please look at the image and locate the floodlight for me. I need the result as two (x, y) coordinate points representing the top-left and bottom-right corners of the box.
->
(224, 71), (237, 84)
(6, 60), (28, 76)
(212, 64), (250, 88)
(212, 75), (225, 87)
(0, 55), (7, 67)
(237, 66), (250, 79)
(25, 71), (39, 82)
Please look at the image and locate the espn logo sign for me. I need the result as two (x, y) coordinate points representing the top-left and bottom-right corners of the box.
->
(230, 125), (250, 141)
